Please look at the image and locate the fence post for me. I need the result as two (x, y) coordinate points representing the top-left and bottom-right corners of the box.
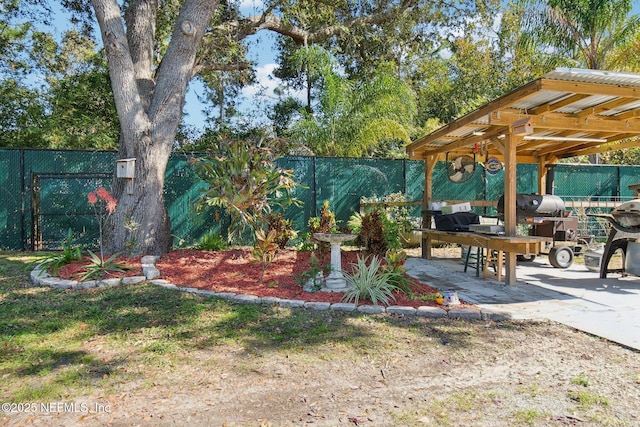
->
(31, 173), (41, 251)
(402, 159), (407, 195)
(312, 157), (318, 217)
(20, 149), (26, 251)
(616, 166), (621, 201)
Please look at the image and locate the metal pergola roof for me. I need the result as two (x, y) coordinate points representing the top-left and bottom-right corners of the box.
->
(408, 68), (640, 286)
(407, 68), (640, 162)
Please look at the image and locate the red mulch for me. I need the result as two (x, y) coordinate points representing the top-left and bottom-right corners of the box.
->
(56, 256), (143, 280)
(156, 248), (446, 308)
(52, 249), (470, 309)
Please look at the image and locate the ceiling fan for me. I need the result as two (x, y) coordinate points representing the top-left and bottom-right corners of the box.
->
(446, 152), (476, 183)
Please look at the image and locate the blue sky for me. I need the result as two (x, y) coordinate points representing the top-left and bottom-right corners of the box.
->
(182, 0), (289, 130)
(45, 0), (640, 131)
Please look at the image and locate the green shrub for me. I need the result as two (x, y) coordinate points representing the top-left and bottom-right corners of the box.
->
(265, 213), (297, 249)
(342, 255), (398, 306)
(192, 138), (301, 241)
(76, 251), (130, 282)
(350, 208), (402, 257)
(383, 250), (413, 295)
(295, 252), (324, 292)
(33, 229), (83, 276)
(252, 229), (279, 285)
(309, 201), (337, 252)
(196, 231), (228, 251)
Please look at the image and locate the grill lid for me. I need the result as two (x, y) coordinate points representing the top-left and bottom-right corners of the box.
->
(612, 199), (640, 215)
(611, 199), (640, 228)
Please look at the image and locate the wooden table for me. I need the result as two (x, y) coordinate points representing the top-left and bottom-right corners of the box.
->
(417, 229), (549, 281)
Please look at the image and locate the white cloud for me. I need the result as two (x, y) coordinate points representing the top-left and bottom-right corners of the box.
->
(242, 63), (280, 98)
(238, 0), (265, 16)
(242, 62), (306, 104)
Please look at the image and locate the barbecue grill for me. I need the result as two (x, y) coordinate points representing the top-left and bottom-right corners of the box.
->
(588, 199), (640, 278)
(498, 194), (580, 268)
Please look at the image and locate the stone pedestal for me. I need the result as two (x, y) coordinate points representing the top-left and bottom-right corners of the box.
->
(312, 233), (357, 292)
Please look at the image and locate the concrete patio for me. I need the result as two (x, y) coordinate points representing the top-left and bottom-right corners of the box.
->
(405, 255), (640, 351)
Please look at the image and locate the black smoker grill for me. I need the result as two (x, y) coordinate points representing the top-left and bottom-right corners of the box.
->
(588, 199), (640, 278)
(498, 194), (580, 268)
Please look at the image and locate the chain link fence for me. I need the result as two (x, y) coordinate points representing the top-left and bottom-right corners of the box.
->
(1, 148), (638, 250)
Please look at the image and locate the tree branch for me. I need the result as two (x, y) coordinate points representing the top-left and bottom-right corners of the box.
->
(191, 61), (252, 78)
(210, 0), (417, 45)
(124, 0), (158, 108)
(90, 0), (150, 157)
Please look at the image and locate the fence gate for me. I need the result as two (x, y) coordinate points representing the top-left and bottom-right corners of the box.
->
(31, 173), (111, 250)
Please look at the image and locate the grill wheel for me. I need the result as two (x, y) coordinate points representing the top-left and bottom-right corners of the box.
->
(548, 246), (574, 269)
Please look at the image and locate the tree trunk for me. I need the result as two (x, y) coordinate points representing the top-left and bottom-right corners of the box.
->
(92, 0), (218, 256)
(104, 140), (173, 256)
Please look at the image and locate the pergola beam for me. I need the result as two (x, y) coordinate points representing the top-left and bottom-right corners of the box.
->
(489, 111), (640, 134)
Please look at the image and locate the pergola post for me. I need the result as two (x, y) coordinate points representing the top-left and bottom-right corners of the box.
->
(504, 133), (518, 285)
(537, 155), (557, 194)
(421, 154), (438, 259)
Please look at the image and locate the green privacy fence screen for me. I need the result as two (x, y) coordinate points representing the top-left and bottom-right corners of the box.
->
(1, 148), (639, 250)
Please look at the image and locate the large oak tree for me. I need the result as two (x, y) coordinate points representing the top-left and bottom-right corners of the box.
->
(85, 0), (493, 255)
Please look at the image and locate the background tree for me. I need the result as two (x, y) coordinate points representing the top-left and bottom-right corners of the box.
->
(287, 53), (417, 157)
(0, 20), (119, 148)
(35, 31), (119, 149)
(0, 79), (45, 147)
(270, 0), (502, 137)
(517, 0), (640, 70)
(407, 1), (561, 127)
(0, 0), (46, 147)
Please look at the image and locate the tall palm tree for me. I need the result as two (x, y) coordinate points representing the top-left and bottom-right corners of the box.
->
(518, 0), (640, 71)
(518, 0), (640, 164)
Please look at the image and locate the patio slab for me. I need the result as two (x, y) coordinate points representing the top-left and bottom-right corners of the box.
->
(405, 256), (640, 350)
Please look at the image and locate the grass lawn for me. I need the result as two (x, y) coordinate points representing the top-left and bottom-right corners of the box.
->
(2, 251), (639, 426)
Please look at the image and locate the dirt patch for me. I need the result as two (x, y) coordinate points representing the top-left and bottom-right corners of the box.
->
(5, 316), (639, 426)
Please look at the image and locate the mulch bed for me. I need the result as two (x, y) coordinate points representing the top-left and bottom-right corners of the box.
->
(52, 248), (471, 309)
(55, 255), (143, 280)
(156, 248), (447, 308)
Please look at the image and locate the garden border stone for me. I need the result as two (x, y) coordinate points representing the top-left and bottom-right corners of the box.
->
(304, 301), (331, 310)
(357, 305), (386, 314)
(330, 303), (356, 312)
(447, 308), (482, 320)
(279, 299), (306, 308)
(259, 297), (282, 305)
(416, 306), (448, 318)
(30, 256), (503, 321)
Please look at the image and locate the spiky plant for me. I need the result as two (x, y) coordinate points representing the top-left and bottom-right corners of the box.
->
(342, 255), (398, 306)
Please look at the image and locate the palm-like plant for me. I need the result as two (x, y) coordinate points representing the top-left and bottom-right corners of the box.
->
(34, 228), (83, 276)
(193, 138), (301, 242)
(517, 0), (640, 71)
(289, 48), (416, 158)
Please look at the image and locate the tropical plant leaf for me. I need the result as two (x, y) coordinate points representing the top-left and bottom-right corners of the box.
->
(342, 255), (398, 306)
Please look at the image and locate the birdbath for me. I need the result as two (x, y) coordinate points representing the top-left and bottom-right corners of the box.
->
(313, 233), (358, 291)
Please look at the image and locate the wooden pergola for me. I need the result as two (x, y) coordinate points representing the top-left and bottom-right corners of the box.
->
(406, 68), (640, 285)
